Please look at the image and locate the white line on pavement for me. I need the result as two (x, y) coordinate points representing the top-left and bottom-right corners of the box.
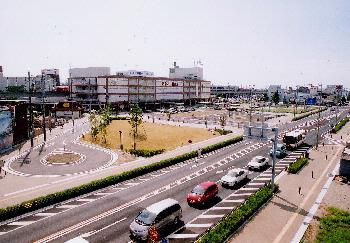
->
(198, 214), (225, 218)
(80, 217), (127, 238)
(8, 221), (37, 226)
(186, 223), (212, 228)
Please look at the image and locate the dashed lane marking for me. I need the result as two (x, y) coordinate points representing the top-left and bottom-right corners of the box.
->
(198, 214), (225, 219)
(8, 221), (36, 226)
(167, 234), (199, 239)
(186, 223), (213, 228)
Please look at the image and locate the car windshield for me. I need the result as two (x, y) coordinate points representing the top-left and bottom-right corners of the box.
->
(228, 171), (238, 177)
(191, 185), (205, 194)
(136, 209), (156, 226)
(252, 157), (263, 163)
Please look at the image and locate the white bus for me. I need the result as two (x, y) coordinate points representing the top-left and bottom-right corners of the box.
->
(283, 129), (306, 150)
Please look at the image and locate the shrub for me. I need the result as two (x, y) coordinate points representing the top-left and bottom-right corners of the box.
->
(110, 116), (129, 120)
(331, 117), (349, 133)
(316, 207), (350, 243)
(0, 136), (243, 222)
(292, 107), (328, 121)
(198, 185), (274, 243)
(287, 157), (308, 174)
(129, 148), (165, 157)
(214, 128), (232, 135)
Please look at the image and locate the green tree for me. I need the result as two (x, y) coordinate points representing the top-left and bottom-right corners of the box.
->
(262, 93), (269, 102)
(219, 114), (227, 128)
(129, 104), (143, 149)
(98, 106), (112, 144)
(341, 96), (346, 104)
(89, 110), (100, 141)
(272, 91), (280, 105)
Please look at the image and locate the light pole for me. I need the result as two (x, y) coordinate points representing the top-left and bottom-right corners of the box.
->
(315, 84), (322, 149)
(41, 72), (47, 142)
(28, 70), (34, 148)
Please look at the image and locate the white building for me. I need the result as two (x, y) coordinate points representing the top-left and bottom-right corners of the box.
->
(324, 85), (344, 95)
(71, 75), (211, 104)
(267, 85), (285, 101)
(0, 66), (58, 92)
(169, 62), (203, 80)
(116, 70), (154, 77)
(69, 67), (110, 78)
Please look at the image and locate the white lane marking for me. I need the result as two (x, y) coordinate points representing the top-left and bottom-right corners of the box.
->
(186, 223), (212, 228)
(230, 193), (253, 196)
(56, 204), (80, 209)
(198, 214), (225, 218)
(212, 206), (235, 210)
(3, 184), (51, 197)
(80, 217), (127, 238)
(216, 170), (224, 174)
(123, 182), (139, 186)
(77, 198), (95, 202)
(8, 221), (36, 226)
(222, 199), (244, 203)
(35, 213), (58, 217)
(0, 232), (7, 235)
(248, 182), (265, 186)
(167, 234), (199, 238)
(239, 187), (259, 191)
(94, 192), (113, 196)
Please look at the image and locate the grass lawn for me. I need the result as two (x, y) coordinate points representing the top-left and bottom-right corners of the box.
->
(316, 207), (350, 243)
(82, 120), (220, 151)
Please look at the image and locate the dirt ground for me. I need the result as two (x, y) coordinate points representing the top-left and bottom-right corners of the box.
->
(46, 153), (81, 164)
(302, 178), (350, 242)
(82, 120), (219, 151)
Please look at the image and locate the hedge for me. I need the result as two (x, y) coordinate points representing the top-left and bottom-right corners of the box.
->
(214, 129), (232, 135)
(0, 135), (243, 222)
(292, 107), (328, 121)
(110, 116), (129, 120)
(128, 148), (165, 157)
(287, 157), (309, 174)
(197, 184), (277, 243)
(331, 117), (349, 133)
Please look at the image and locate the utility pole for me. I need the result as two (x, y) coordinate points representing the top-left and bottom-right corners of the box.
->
(41, 73), (46, 142)
(69, 69), (75, 133)
(316, 84), (322, 149)
(28, 70), (34, 148)
(271, 127), (278, 193)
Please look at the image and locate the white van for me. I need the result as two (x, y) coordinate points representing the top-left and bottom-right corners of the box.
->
(129, 198), (182, 241)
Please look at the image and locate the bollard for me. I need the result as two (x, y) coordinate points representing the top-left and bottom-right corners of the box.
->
(326, 155), (328, 160)
(341, 136), (342, 139)
(312, 171), (314, 179)
(299, 186), (301, 195)
(322, 142), (324, 147)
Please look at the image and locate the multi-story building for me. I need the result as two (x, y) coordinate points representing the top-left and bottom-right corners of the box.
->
(0, 66), (58, 92)
(69, 67), (110, 78)
(71, 75), (211, 107)
(116, 70), (154, 77)
(169, 62), (203, 80)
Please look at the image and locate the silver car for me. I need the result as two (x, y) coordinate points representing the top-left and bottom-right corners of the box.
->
(129, 198), (182, 241)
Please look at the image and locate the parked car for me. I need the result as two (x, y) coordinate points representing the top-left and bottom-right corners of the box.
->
(247, 156), (269, 170)
(129, 198), (182, 241)
(269, 143), (287, 158)
(187, 181), (218, 205)
(220, 168), (249, 187)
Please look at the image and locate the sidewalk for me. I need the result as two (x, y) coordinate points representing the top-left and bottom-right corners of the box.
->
(0, 124), (242, 208)
(228, 137), (346, 242)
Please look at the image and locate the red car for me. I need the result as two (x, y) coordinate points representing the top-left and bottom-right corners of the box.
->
(187, 181), (219, 205)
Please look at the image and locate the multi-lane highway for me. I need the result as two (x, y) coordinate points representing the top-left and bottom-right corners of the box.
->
(0, 109), (347, 243)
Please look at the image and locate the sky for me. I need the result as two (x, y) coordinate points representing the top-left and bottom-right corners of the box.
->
(0, 0), (349, 88)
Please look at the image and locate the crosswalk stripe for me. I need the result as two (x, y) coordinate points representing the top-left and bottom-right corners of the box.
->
(198, 214), (225, 218)
(186, 223), (212, 228)
(8, 221), (36, 226)
(35, 212), (58, 217)
(168, 233), (199, 238)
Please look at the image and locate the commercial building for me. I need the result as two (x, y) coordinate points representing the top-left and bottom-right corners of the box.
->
(71, 76), (211, 107)
(0, 66), (59, 92)
(69, 67), (110, 78)
(116, 70), (154, 77)
(169, 62), (203, 80)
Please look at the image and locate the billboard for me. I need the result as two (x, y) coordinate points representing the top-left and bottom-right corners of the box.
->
(306, 97), (317, 105)
(0, 110), (13, 153)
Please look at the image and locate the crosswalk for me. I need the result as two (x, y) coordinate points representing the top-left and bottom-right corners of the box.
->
(167, 145), (311, 242)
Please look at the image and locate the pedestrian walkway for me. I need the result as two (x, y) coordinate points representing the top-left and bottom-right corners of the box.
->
(228, 140), (345, 242)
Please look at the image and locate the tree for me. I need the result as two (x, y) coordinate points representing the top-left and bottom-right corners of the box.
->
(89, 110), (100, 141)
(98, 106), (112, 144)
(219, 114), (227, 128)
(129, 104), (143, 149)
(272, 91), (280, 105)
(262, 93), (269, 102)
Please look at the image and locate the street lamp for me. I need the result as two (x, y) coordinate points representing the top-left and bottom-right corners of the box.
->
(28, 69), (34, 148)
(41, 72), (47, 142)
(315, 84), (323, 149)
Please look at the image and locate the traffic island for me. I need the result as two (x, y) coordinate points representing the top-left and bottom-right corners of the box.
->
(44, 153), (82, 165)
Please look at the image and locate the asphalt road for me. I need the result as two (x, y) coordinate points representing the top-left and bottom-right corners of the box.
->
(0, 108), (347, 243)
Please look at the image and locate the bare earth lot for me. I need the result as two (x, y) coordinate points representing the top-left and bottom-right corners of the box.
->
(82, 120), (219, 151)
